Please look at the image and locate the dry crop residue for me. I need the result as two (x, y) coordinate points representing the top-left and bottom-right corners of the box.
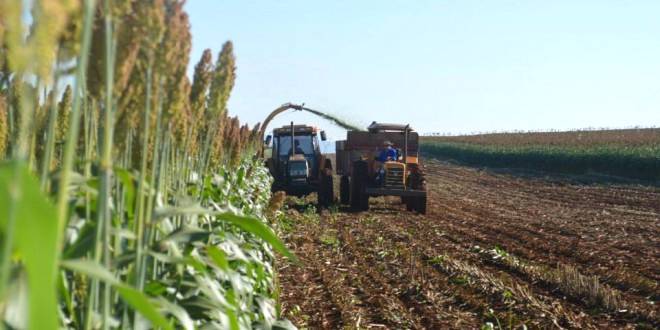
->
(277, 159), (659, 329)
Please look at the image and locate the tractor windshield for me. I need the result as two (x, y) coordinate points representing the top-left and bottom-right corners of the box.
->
(278, 135), (314, 156)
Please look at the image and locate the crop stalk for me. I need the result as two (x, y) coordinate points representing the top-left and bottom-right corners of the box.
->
(54, 0), (97, 256)
(133, 57), (153, 290)
(137, 79), (164, 290)
(94, 0), (117, 327)
(39, 61), (61, 191)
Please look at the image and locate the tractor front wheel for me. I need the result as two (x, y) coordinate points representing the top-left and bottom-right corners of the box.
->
(405, 198), (414, 212)
(415, 195), (427, 214)
(325, 174), (334, 206)
(318, 173), (334, 208)
(340, 175), (350, 205)
(405, 195), (426, 214)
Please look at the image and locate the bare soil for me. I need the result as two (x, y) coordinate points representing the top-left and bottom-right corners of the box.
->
(276, 159), (659, 329)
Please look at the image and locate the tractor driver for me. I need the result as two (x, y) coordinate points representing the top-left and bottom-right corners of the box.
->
(288, 140), (305, 155)
(375, 141), (398, 184)
(378, 141), (398, 162)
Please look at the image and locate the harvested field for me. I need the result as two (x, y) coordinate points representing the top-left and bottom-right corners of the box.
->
(277, 158), (659, 329)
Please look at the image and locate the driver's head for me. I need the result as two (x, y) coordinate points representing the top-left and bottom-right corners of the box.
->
(294, 140), (300, 146)
(383, 141), (393, 148)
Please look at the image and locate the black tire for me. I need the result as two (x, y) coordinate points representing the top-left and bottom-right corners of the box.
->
(415, 195), (427, 214)
(318, 179), (326, 208)
(350, 161), (369, 211)
(326, 174), (334, 205)
(318, 173), (333, 208)
(340, 175), (350, 205)
(359, 192), (369, 211)
(405, 198), (414, 212)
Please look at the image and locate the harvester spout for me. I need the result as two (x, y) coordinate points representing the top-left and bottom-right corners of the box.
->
(258, 102), (363, 157)
(258, 103), (304, 156)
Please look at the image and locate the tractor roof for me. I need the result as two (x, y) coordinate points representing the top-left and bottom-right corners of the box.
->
(273, 125), (318, 136)
(367, 122), (415, 133)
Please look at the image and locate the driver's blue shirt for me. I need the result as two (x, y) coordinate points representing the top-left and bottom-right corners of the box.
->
(378, 147), (398, 162)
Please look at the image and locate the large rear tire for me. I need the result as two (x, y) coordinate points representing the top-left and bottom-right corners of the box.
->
(350, 161), (369, 211)
(340, 175), (350, 205)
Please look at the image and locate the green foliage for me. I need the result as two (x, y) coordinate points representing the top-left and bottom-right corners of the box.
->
(319, 230), (339, 248)
(428, 255), (447, 265)
(0, 94), (7, 157)
(0, 1), (293, 329)
(217, 211), (297, 262)
(0, 161), (59, 330)
(422, 141), (660, 181)
(61, 259), (173, 330)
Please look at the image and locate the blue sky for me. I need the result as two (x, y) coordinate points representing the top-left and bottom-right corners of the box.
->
(185, 0), (660, 139)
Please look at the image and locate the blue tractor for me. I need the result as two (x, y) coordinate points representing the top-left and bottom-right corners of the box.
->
(265, 122), (334, 207)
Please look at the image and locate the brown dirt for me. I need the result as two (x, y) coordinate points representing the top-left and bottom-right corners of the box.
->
(276, 159), (659, 329)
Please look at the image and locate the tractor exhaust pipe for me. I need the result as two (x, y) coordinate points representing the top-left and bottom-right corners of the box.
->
(404, 124), (409, 163)
(290, 121), (295, 155)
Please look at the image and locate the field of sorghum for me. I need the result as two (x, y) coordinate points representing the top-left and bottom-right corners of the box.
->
(421, 129), (660, 181)
(0, 1), (293, 329)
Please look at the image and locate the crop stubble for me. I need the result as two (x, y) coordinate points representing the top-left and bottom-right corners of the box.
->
(278, 159), (659, 329)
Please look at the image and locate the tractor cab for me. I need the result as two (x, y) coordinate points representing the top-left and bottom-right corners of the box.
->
(268, 123), (328, 196)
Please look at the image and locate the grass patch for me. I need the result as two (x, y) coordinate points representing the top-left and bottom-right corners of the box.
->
(319, 229), (340, 248)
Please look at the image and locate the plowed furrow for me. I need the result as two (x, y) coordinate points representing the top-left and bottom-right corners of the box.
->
(278, 158), (659, 329)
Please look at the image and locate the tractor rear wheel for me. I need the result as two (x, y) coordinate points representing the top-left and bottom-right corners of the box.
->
(340, 175), (350, 205)
(350, 161), (369, 211)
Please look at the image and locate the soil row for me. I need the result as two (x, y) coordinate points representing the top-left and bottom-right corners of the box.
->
(277, 160), (659, 329)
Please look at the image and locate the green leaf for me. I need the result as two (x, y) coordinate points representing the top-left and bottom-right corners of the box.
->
(153, 204), (209, 220)
(61, 259), (173, 330)
(0, 161), (59, 330)
(58, 271), (74, 323)
(159, 226), (210, 244)
(207, 245), (229, 271)
(144, 281), (168, 296)
(273, 319), (298, 330)
(184, 256), (208, 274)
(155, 297), (194, 330)
(61, 259), (119, 286)
(236, 167), (245, 186)
(217, 212), (297, 263)
(115, 286), (173, 330)
(226, 308), (239, 330)
(148, 251), (188, 265)
(63, 221), (96, 259)
(115, 168), (136, 219)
